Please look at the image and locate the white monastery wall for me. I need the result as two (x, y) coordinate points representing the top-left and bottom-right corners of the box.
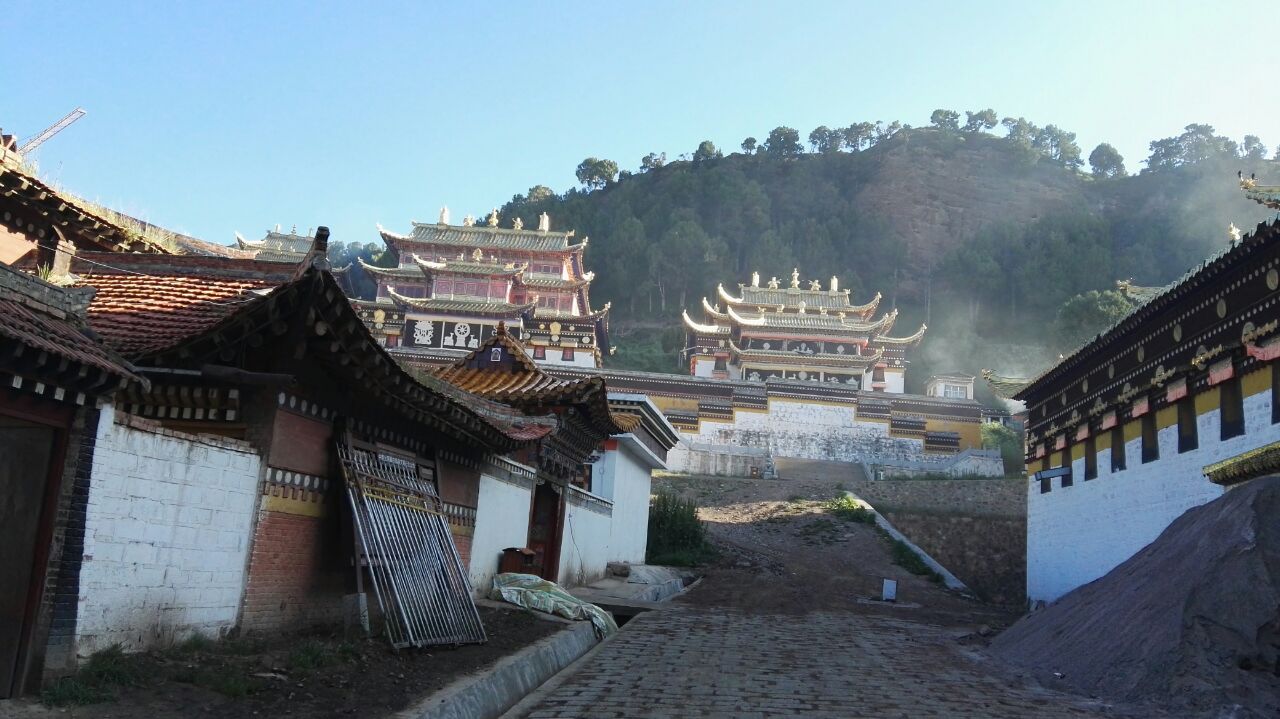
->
(691, 358), (716, 378)
(1027, 390), (1277, 604)
(469, 473), (533, 593)
(558, 492), (613, 587)
(603, 443), (654, 564)
(77, 406), (261, 654)
(676, 398), (928, 464)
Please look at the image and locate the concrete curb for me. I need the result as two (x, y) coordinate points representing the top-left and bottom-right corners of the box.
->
(844, 491), (970, 592)
(394, 620), (599, 719)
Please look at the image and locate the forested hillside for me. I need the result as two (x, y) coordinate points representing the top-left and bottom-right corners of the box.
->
(492, 117), (1277, 393)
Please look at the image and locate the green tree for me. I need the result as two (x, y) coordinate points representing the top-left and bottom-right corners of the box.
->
(981, 422), (1025, 475)
(1054, 290), (1135, 349)
(1088, 143), (1126, 178)
(840, 122), (876, 151)
(693, 140), (722, 163)
(962, 109), (998, 134)
(1241, 135), (1268, 161)
(808, 126), (841, 154)
(526, 184), (555, 203)
(1143, 123), (1239, 173)
(575, 157), (618, 190)
(740, 137), (758, 154)
(763, 126), (803, 157)
(640, 152), (666, 171)
(930, 109), (961, 132)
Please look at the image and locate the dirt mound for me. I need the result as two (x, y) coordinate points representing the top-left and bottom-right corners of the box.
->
(991, 476), (1280, 717)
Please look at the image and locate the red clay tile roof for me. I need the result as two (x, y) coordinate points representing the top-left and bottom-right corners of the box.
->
(0, 266), (139, 385)
(70, 254), (296, 357)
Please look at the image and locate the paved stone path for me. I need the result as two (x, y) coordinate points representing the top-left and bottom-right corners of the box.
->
(521, 608), (1113, 718)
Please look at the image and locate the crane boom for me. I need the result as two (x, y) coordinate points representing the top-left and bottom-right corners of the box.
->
(17, 108), (87, 155)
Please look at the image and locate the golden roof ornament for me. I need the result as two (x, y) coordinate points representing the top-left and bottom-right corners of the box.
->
(1228, 222), (1241, 245)
(767, 276), (779, 289)
(797, 301), (807, 313)
(438, 206), (450, 225)
(809, 279), (821, 291)
(472, 248), (484, 262)
(513, 216), (524, 230)
(538, 212), (550, 232)
(818, 306), (828, 315)
(487, 208), (499, 227)
(830, 276), (839, 292)
(790, 268), (800, 289)
(463, 214), (476, 227)
(751, 271), (760, 287)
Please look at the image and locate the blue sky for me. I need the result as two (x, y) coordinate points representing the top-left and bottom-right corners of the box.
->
(2, 1), (1273, 247)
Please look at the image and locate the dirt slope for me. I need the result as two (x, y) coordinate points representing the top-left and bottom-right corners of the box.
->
(991, 476), (1280, 717)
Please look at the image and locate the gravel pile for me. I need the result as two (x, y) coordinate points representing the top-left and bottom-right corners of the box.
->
(992, 476), (1280, 717)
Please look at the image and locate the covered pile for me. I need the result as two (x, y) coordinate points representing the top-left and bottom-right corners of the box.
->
(992, 477), (1280, 716)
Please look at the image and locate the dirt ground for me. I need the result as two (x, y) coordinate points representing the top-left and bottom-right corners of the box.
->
(2, 605), (562, 719)
(654, 466), (1015, 628)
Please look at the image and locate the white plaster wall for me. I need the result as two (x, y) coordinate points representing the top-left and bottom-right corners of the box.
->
(558, 500), (612, 587)
(605, 445), (654, 564)
(692, 358), (716, 378)
(77, 406), (261, 654)
(469, 474), (532, 594)
(1027, 391), (1277, 604)
(674, 398), (928, 465)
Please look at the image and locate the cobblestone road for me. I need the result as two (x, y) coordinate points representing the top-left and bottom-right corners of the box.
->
(520, 608), (1116, 718)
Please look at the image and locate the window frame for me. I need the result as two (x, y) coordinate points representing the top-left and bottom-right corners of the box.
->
(1221, 376), (1245, 440)
(1177, 398), (1198, 453)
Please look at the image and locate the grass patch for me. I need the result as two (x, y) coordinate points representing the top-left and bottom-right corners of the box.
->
(41, 677), (110, 707)
(890, 538), (942, 582)
(288, 639), (337, 672)
(647, 492), (715, 566)
(825, 495), (876, 524)
(786, 494), (805, 503)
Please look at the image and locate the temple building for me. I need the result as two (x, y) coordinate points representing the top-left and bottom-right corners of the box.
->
(356, 208), (610, 368)
(986, 178), (1280, 604)
(682, 269), (927, 391)
(234, 225), (317, 263)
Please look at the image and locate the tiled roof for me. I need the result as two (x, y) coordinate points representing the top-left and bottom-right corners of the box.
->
(728, 306), (898, 334)
(357, 258), (424, 278)
(730, 342), (883, 368)
(0, 264), (139, 386)
(414, 256), (525, 277)
(387, 290), (536, 317)
(727, 285), (874, 311)
(435, 366), (595, 402)
(981, 369), (1032, 399)
(72, 255), (291, 357)
(518, 274), (591, 290)
(380, 222), (585, 254)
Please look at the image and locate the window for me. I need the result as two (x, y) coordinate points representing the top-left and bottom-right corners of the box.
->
(561, 347), (575, 361)
(1040, 476), (1051, 494)
(1273, 363), (1280, 424)
(533, 346), (546, 360)
(943, 384), (967, 399)
(1110, 426), (1126, 472)
(1177, 398), (1198, 453)
(489, 348), (502, 362)
(1084, 436), (1097, 480)
(1141, 411), (1159, 463)
(1221, 377), (1245, 440)
(435, 279), (452, 295)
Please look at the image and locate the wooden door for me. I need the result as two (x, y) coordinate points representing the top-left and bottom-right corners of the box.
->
(526, 482), (564, 582)
(0, 417), (58, 698)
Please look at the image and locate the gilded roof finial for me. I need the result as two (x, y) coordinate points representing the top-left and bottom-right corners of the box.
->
(1228, 222), (1241, 245)
(472, 248), (484, 262)
(487, 208), (499, 227)
(438, 206), (450, 225)
(809, 279), (821, 291)
(463, 214), (476, 227)
(798, 301), (807, 314)
(830, 276), (839, 292)
(767, 276), (779, 289)
(513, 216), (524, 230)
(751, 271), (760, 288)
(538, 212), (551, 232)
(790, 268), (800, 289)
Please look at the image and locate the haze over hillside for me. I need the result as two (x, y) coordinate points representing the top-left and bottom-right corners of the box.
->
(459, 119), (1279, 397)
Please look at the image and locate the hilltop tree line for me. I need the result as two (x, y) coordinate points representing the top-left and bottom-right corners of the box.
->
(493, 111), (1275, 372)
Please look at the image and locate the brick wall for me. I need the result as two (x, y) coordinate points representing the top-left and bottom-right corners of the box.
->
(74, 406), (261, 653)
(239, 510), (348, 632)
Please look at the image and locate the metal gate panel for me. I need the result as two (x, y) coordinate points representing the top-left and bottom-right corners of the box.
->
(338, 436), (486, 648)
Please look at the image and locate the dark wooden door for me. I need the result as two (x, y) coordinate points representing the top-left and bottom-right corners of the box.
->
(0, 418), (58, 698)
(526, 482), (563, 582)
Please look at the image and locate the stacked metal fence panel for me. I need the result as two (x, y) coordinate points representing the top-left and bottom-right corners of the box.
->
(338, 437), (486, 648)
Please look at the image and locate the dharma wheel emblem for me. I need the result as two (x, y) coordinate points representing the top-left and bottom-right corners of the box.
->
(1216, 298), (1227, 318)
(1268, 268), (1279, 291)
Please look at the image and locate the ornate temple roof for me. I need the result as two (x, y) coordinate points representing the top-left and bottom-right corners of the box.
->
(386, 289), (537, 318)
(356, 257), (423, 278)
(234, 228), (316, 263)
(876, 323), (929, 347)
(1242, 177), (1280, 211)
(729, 341), (884, 368)
(981, 369), (1032, 400)
(715, 270), (880, 317)
(682, 309), (729, 335)
(726, 306), (899, 334)
(379, 220), (586, 255)
(414, 255), (526, 277)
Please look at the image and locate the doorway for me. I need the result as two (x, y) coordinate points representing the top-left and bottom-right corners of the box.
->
(526, 482), (564, 582)
(0, 415), (61, 698)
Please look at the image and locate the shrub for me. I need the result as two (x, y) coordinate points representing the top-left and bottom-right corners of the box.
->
(647, 492), (712, 566)
(825, 495), (876, 524)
